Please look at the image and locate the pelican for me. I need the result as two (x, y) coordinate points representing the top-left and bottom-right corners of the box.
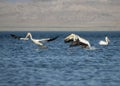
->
(25, 32), (58, 48)
(10, 34), (29, 40)
(99, 36), (110, 45)
(64, 33), (91, 48)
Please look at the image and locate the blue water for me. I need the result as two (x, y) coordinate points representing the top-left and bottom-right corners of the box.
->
(0, 31), (120, 86)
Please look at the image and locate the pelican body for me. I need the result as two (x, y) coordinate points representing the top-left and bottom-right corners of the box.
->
(99, 36), (110, 45)
(64, 33), (91, 48)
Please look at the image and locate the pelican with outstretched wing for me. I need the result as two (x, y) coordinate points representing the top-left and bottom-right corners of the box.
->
(64, 33), (91, 48)
(25, 32), (58, 48)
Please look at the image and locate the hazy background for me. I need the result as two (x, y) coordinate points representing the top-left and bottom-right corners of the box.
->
(0, 0), (120, 31)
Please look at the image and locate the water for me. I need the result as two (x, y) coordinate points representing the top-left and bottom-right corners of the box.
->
(0, 31), (120, 86)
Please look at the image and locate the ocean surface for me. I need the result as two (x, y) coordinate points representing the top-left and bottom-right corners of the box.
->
(0, 31), (120, 86)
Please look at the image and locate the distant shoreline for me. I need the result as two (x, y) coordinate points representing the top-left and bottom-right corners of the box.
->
(0, 30), (120, 32)
(0, 27), (120, 31)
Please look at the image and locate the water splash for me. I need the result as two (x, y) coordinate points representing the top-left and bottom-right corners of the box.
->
(88, 46), (97, 50)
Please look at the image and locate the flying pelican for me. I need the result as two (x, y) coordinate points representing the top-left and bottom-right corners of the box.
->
(25, 32), (58, 48)
(64, 33), (91, 48)
(10, 34), (29, 40)
(99, 36), (110, 45)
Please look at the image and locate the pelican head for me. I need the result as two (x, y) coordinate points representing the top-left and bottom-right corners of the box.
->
(64, 33), (75, 43)
(105, 36), (110, 43)
(27, 32), (31, 36)
(25, 32), (32, 38)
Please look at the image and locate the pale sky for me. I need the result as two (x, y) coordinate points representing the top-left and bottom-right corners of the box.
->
(0, 0), (120, 31)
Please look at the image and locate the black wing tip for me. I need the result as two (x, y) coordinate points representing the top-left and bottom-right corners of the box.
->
(10, 34), (21, 40)
(47, 36), (59, 42)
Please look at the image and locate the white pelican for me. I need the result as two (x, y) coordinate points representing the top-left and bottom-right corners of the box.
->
(99, 36), (110, 45)
(64, 33), (91, 48)
(10, 34), (29, 40)
(25, 32), (58, 48)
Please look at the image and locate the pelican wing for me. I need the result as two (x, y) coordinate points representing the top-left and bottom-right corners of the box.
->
(10, 34), (21, 40)
(38, 36), (59, 42)
(70, 40), (88, 47)
(20, 38), (29, 40)
(47, 36), (59, 42)
(10, 34), (29, 40)
(78, 36), (91, 48)
(78, 37), (89, 44)
(38, 38), (50, 42)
